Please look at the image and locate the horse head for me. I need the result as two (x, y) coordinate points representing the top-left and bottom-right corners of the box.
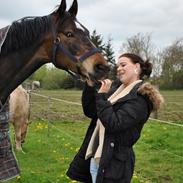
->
(0, 0), (110, 104)
(46, 0), (110, 83)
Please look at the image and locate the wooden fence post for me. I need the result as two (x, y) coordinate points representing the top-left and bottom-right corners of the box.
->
(153, 110), (158, 119)
(47, 96), (51, 137)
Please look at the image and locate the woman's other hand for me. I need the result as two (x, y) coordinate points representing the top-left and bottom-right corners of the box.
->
(98, 79), (112, 93)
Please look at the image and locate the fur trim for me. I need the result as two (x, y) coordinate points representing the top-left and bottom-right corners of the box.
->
(138, 82), (164, 111)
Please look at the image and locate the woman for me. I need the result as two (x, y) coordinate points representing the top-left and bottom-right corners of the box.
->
(67, 53), (164, 183)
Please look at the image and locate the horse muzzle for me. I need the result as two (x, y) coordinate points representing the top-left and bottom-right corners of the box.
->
(89, 63), (110, 82)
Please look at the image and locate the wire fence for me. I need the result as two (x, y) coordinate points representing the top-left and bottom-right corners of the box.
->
(30, 89), (183, 127)
(27, 90), (183, 182)
(28, 89), (183, 155)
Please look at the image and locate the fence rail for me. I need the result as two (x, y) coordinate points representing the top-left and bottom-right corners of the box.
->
(30, 91), (183, 127)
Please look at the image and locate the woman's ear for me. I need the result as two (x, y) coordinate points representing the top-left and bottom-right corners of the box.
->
(134, 63), (141, 76)
(135, 63), (141, 71)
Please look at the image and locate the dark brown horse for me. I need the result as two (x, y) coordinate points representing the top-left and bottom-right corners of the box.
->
(0, 0), (109, 105)
(0, 0), (109, 181)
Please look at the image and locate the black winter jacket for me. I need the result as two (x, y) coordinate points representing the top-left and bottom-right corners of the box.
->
(67, 81), (163, 183)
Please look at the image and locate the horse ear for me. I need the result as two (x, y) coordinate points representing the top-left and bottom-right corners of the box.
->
(68, 0), (78, 17)
(57, 0), (67, 17)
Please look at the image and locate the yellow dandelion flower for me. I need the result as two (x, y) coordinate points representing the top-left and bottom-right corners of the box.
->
(64, 143), (69, 147)
(75, 147), (79, 152)
(16, 176), (21, 180)
(144, 181), (151, 183)
(133, 174), (138, 179)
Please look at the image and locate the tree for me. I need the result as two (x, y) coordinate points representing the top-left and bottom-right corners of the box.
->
(121, 33), (154, 60)
(26, 65), (48, 88)
(42, 67), (69, 89)
(161, 39), (183, 89)
(31, 65), (48, 83)
(90, 30), (105, 52)
(104, 37), (115, 66)
(90, 30), (116, 78)
(120, 32), (164, 83)
(103, 36), (116, 79)
(172, 70), (183, 89)
(90, 30), (115, 65)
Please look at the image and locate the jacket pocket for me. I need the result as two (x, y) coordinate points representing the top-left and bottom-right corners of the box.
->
(103, 152), (127, 180)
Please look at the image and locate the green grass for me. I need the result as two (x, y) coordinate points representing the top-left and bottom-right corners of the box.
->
(158, 90), (183, 122)
(30, 89), (85, 122)
(134, 120), (183, 183)
(6, 89), (183, 183)
(6, 119), (183, 183)
(8, 120), (83, 183)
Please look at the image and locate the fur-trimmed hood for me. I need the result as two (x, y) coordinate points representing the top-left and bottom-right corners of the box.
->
(138, 82), (164, 111)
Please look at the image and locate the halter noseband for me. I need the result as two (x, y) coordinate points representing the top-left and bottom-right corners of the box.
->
(50, 14), (101, 78)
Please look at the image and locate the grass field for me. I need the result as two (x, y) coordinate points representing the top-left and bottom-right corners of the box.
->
(6, 89), (183, 183)
(159, 90), (183, 123)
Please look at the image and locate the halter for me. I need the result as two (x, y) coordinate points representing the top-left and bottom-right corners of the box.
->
(52, 38), (100, 66)
(50, 14), (101, 79)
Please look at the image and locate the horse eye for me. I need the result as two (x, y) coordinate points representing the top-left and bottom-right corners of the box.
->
(66, 32), (73, 38)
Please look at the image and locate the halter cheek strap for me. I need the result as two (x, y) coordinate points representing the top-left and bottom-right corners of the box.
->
(52, 38), (101, 68)
(52, 39), (77, 68)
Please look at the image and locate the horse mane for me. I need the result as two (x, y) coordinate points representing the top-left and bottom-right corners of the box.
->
(1, 16), (51, 56)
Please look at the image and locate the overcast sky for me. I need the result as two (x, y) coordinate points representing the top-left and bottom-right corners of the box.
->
(0, 0), (182, 57)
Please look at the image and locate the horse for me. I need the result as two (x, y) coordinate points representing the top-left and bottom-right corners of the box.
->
(9, 85), (30, 151)
(0, 0), (109, 181)
(0, 0), (109, 105)
(32, 81), (40, 90)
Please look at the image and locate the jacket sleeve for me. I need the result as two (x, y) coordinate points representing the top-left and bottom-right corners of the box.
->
(95, 93), (149, 133)
(81, 83), (98, 118)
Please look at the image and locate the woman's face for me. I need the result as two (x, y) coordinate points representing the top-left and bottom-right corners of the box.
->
(117, 56), (140, 86)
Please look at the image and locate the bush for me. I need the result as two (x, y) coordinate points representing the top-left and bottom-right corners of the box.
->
(42, 68), (68, 89)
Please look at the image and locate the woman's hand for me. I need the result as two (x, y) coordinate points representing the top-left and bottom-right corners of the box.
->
(98, 79), (112, 93)
(86, 79), (94, 87)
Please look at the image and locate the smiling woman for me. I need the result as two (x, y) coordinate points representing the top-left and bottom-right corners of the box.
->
(0, 0), (109, 181)
(67, 53), (164, 183)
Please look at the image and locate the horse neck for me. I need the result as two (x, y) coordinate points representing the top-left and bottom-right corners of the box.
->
(0, 43), (46, 104)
